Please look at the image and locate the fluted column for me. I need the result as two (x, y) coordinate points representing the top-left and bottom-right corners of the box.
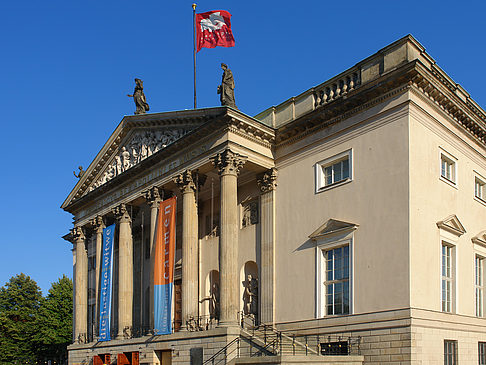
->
(211, 149), (247, 326)
(143, 186), (161, 333)
(257, 168), (278, 325)
(90, 216), (105, 339)
(113, 203), (133, 339)
(174, 170), (200, 327)
(72, 226), (88, 343)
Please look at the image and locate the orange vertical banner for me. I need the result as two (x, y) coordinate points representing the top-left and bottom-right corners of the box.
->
(154, 196), (176, 333)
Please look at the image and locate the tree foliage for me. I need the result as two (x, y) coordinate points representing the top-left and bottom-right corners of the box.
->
(0, 273), (43, 365)
(0, 274), (73, 365)
(33, 275), (73, 364)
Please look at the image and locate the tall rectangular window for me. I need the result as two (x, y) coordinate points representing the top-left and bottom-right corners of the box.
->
(324, 245), (350, 315)
(476, 177), (486, 202)
(441, 154), (456, 183)
(479, 342), (486, 365)
(476, 256), (484, 317)
(442, 243), (454, 312)
(444, 340), (457, 365)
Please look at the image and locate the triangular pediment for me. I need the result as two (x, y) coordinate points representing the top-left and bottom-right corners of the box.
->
(436, 214), (466, 236)
(309, 219), (358, 240)
(61, 109), (222, 210)
(472, 230), (486, 247)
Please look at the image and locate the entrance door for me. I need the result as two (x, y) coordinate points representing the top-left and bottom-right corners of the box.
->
(174, 279), (182, 331)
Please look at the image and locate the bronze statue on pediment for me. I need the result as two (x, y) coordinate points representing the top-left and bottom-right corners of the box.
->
(127, 78), (150, 115)
(217, 63), (237, 109)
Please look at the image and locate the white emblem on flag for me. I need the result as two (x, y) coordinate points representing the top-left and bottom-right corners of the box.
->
(200, 12), (226, 32)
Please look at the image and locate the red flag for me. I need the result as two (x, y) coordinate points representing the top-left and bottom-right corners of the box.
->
(196, 10), (235, 52)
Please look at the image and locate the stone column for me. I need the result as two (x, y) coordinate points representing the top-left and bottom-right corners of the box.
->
(143, 186), (161, 333)
(72, 226), (88, 343)
(90, 216), (105, 339)
(211, 149), (246, 326)
(174, 170), (199, 328)
(113, 203), (133, 339)
(257, 168), (278, 325)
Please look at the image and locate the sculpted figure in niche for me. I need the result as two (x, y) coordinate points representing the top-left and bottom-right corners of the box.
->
(200, 282), (220, 320)
(244, 274), (258, 319)
(73, 166), (85, 179)
(127, 78), (150, 115)
(217, 63), (237, 109)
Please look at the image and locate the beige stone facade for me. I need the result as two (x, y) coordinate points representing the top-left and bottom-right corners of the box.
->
(62, 35), (486, 365)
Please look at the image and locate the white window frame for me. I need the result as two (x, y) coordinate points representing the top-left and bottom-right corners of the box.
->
(444, 340), (457, 365)
(439, 148), (457, 187)
(476, 255), (485, 317)
(475, 172), (486, 206)
(315, 149), (352, 193)
(316, 234), (353, 318)
(441, 241), (456, 313)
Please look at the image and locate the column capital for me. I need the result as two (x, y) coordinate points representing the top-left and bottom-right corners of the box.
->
(174, 170), (196, 194)
(210, 149), (247, 176)
(112, 203), (131, 223)
(257, 168), (278, 193)
(143, 186), (162, 207)
(90, 216), (105, 233)
(71, 226), (86, 242)
(174, 170), (207, 194)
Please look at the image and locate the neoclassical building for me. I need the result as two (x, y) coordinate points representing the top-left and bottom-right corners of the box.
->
(62, 35), (486, 365)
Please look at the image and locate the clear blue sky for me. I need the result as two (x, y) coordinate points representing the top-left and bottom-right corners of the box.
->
(0, 0), (485, 294)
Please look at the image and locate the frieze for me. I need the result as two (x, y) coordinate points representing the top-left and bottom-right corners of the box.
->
(76, 143), (210, 222)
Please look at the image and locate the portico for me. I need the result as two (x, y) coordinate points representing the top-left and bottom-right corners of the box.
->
(63, 107), (276, 347)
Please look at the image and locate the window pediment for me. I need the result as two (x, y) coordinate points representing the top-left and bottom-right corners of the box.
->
(436, 215), (466, 237)
(473, 230), (486, 248)
(309, 219), (358, 241)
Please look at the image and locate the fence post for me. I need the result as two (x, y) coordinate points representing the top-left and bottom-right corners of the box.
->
(317, 334), (320, 355)
(292, 335), (295, 356)
(305, 335), (308, 355)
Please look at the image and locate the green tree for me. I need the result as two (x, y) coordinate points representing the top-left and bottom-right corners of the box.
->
(0, 273), (43, 365)
(33, 275), (73, 365)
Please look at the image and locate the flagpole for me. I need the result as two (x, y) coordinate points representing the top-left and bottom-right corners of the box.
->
(192, 3), (197, 109)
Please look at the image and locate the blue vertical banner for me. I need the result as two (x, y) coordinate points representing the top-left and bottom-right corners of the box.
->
(98, 224), (115, 341)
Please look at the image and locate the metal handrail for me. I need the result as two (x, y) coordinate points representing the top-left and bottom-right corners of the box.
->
(203, 337), (240, 365)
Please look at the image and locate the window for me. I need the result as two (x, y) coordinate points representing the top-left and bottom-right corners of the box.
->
(442, 243), (454, 313)
(444, 340), (457, 365)
(324, 245), (350, 315)
(440, 152), (456, 184)
(476, 256), (484, 317)
(476, 177), (486, 202)
(316, 150), (352, 192)
(479, 342), (486, 365)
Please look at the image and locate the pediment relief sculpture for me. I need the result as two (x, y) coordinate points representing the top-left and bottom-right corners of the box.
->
(87, 127), (190, 193)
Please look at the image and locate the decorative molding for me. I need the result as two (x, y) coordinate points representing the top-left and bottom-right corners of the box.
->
(436, 214), (466, 236)
(174, 170), (197, 194)
(257, 168), (278, 193)
(472, 230), (486, 248)
(112, 203), (131, 223)
(210, 149), (247, 176)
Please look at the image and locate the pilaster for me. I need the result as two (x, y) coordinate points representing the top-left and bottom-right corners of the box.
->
(112, 203), (133, 339)
(210, 149), (247, 326)
(257, 168), (277, 325)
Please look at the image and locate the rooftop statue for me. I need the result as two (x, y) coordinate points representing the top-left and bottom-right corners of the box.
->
(217, 63), (237, 109)
(127, 78), (150, 115)
(73, 166), (85, 179)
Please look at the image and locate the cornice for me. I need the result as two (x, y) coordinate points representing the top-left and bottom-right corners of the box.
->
(275, 60), (486, 148)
